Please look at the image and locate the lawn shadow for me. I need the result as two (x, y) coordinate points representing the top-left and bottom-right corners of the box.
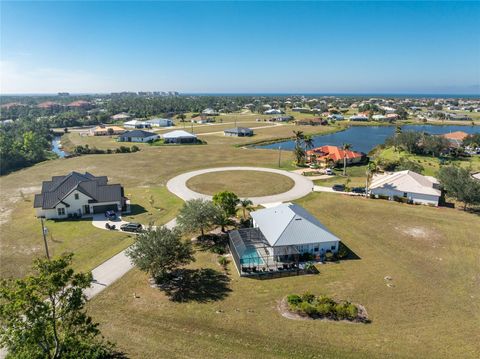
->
(157, 268), (231, 303)
(195, 233), (228, 254)
(339, 242), (361, 260)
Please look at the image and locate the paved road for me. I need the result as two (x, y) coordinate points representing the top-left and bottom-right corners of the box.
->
(166, 166), (314, 206)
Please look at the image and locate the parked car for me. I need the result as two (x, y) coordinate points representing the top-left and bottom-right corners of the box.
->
(105, 210), (117, 220)
(324, 168), (334, 175)
(351, 187), (366, 194)
(332, 184), (345, 192)
(120, 222), (143, 233)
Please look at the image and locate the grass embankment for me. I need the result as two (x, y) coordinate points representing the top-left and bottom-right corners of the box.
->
(0, 144), (295, 277)
(88, 192), (480, 359)
(186, 170), (295, 197)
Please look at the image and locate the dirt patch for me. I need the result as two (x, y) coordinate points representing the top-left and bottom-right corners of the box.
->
(277, 297), (369, 323)
(395, 225), (441, 241)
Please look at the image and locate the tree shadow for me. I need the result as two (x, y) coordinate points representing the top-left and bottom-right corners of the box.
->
(157, 268), (231, 303)
(195, 233), (228, 254)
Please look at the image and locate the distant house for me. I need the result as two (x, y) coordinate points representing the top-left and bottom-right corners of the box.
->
(228, 203), (341, 276)
(67, 100), (92, 109)
(369, 170), (441, 206)
(118, 130), (159, 142)
(146, 118), (173, 127)
(224, 127), (253, 137)
(295, 118), (327, 126)
(191, 116), (215, 124)
(268, 116), (292, 122)
(123, 120), (152, 129)
(447, 113), (472, 121)
(202, 108), (219, 116)
(34, 172), (127, 219)
(327, 114), (344, 121)
(441, 131), (469, 148)
(37, 101), (61, 110)
(372, 114), (387, 121)
(264, 109), (283, 115)
(161, 130), (198, 144)
(90, 125), (126, 136)
(349, 114), (369, 121)
(111, 112), (131, 121)
(306, 145), (365, 167)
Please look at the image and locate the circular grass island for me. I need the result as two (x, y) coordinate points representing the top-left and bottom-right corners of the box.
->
(185, 170), (295, 197)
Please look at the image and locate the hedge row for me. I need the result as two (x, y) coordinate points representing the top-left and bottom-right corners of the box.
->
(287, 292), (360, 321)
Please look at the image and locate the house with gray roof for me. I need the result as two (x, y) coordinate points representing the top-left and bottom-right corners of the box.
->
(34, 172), (126, 219)
(228, 203), (341, 276)
(223, 127), (253, 137)
(118, 130), (159, 142)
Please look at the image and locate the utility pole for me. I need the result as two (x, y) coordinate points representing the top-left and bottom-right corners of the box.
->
(40, 217), (50, 260)
(278, 146), (282, 168)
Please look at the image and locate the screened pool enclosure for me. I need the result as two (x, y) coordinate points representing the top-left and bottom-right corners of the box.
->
(228, 228), (301, 277)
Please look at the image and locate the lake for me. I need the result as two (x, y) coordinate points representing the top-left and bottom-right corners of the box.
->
(257, 125), (480, 154)
(51, 136), (68, 158)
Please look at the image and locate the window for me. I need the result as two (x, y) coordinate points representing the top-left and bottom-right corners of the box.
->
(403, 192), (408, 198)
(57, 207), (65, 216)
(74, 193), (79, 200)
(314, 246), (319, 252)
(331, 245), (336, 250)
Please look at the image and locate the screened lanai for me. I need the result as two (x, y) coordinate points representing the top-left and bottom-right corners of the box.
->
(228, 228), (300, 277)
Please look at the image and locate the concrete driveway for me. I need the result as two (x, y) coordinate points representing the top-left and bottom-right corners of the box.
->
(166, 166), (314, 206)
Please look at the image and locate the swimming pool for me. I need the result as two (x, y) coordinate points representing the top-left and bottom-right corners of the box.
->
(240, 246), (264, 266)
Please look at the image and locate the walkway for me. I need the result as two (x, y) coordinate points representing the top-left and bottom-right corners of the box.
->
(166, 166), (314, 206)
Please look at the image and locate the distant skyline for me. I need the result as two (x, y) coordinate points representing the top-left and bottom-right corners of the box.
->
(1, 1), (479, 95)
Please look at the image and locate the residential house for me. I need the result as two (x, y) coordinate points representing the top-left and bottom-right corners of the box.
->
(161, 130), (198, 144)
(34, 172), (127, 219)
(67, 100), (92, 109)
(202, 108), (219, 116)
(349, 114), (369, 121)
(118, 130), (159, 143)
(441, 131), (469, 148)
(146, 118), (173, 127)
(327, 114), (344, 121)
(268, 116), (293, 122)
(369, 170), (441, 206)
(306, 145), (365, 167)
(264, 108), (283, 115)
(90, 125), (126, 136)
(224, 127), (254, 137)
(447, 113), (472, 121)
(123, 119), (152, 129)
(228, 203), (341, 276)
(111, 112), (131, 121)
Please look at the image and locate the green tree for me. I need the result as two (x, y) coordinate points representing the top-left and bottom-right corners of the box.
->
(292, 130), (306, 165)
(438, 166), (480, 209)
(238, 198), (253, 219)
(0, 254), (118, 359)
(126, 226), (195, 280)
(212, 191), (239, 217)
(176, 199), (218, 238)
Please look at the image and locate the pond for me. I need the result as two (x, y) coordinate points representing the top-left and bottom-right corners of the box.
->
(256, 125), (480, 154)
(51, 136), (68, 158)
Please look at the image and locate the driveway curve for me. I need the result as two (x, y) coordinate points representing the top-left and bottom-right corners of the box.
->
(166, 166), (314, 205)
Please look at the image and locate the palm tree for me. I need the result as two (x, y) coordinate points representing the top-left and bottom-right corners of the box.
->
(292, 130), (304, 146)
(303, 135), (314, 150)
(394, 125), (402, 152)
(365, 160), (378, 198)
(342, 143), (351, 176)
(239, 199), (253, 220)
(292, 131), (306, 165)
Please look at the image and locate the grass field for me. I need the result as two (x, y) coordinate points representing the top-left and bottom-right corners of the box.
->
(0, 143), (295, 277)
(186, 170), (295, 197)
(87, 192), (480, 359)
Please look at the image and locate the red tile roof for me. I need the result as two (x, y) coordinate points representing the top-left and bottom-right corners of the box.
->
(441, 131), (469, 141)
(306, 145), (363, 162)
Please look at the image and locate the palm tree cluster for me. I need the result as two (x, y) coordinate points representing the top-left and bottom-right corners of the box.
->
(292, 131), (315, 166)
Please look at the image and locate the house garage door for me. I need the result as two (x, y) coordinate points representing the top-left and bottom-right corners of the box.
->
(92, 204), (118, 214)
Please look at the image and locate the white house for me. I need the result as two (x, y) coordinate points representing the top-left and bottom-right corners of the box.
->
(34, 172), (126, 219)
(118, 130), (159, 143)
(369, 170), (441, 206)
(146, 118), (173, 127)
(161, 130), (198, 144)
(264, 108), (283, 115)
(250, 203), (340, 257)
(123, 120), (151, 129)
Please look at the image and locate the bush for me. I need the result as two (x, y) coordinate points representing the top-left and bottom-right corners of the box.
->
(131, 145), (140, 152)
(287, 294), (302, 307)
(218, 256), (229, 268)
(300, 301), (317, 316)
(301, 291), (315, 303)
(316, 302), (334, 316)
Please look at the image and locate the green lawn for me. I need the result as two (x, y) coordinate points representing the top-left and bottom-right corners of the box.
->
(87, 192), (480, 359)
(186, 170), (295, 197)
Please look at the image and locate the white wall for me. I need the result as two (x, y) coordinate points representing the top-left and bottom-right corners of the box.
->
(370, 187), (439, 206)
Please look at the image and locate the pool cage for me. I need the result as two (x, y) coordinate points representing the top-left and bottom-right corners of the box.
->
(228, 228), (301, 277)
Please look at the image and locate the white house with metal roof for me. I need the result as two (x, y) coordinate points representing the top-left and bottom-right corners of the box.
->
(250, 203), (341, 257)
(161, 130), (198, 144)
(369, 170), (441, 206)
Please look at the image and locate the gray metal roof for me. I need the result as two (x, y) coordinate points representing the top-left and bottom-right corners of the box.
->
(224, 127), (253, 134)
(250, 203), (341, 247)
(118, 130), (157, 139)
(34, 172), (123, 209)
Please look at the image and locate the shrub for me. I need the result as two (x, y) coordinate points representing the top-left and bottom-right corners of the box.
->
(131, 145), (140, 152)
(218, 256), (229, 268)
(300, 301), (317, 316)
(345, 302), (359, 320)
(334, 302), (349, 320)
(316, 302), (334, 316)
(324, 251), (335, 261)
(286, 294), (302, 307)
(301, 291), (315, 303)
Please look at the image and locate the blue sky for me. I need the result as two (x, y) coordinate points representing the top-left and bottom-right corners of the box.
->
(1, 1), (479, 94)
